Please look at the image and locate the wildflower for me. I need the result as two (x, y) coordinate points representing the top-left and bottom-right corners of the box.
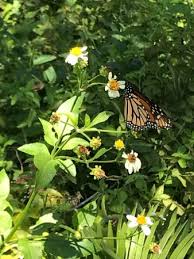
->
(65, 46), (88, 66)
(90, 165), (107, 180)
(126, 214), (153, 236)
(122, 150), (141, 174)
(150, 243), (162, 254)
(76, 145), (90, 158)
(105, 72), (125, 98)
(114, 139), (125, 150)
(90, 136), (102, 150)
(50, 112), (61, 124)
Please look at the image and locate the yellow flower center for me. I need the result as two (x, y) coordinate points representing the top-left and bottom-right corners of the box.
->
(127, 154), (136, 162)
(137, 215), (146, 225)
(109, 79), (120, 91)
(90, 137), (102, 150)
(90, 166), (107, 180)
(114, 139), (125, 150)
(70, 47), (82, 56)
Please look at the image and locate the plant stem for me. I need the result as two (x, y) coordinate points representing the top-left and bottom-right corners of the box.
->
(4, 190), (37, 244)
(81, 128), (127, 134)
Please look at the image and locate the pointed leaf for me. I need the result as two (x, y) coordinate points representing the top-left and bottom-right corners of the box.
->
(43, 66), (57, 84)
(18, 143), (49, 156)
(88, 148), (110, 161)
(39, 118), (57, 146)
(89, 111), (113, 128)
(36, 159), (58, 189)
(59, 159), (77, 177)
(62, 137), (89, 150)
(0, 211), (12, 236)
(33, 55), (56, 65)
(18, 239), (43, 259)
(0, 169), (10, 200)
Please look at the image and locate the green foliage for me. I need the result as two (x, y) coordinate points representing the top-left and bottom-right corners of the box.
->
(0, 0), (194, 257)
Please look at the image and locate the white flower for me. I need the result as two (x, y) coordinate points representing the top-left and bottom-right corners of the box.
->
(105, 72), (125, 98)
(122, 150), (141, 174)
(126, 214), (153, 236)
(65, 46), (88, 66)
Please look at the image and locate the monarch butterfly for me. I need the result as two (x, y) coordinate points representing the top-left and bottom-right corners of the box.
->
(124, 82), (171, 131)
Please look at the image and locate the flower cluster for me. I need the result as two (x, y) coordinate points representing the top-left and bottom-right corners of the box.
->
(64, 46), (142, 177)
(126, 214), (153, 236)
(90, 136), (102, 150)
(65, 46), (88, 66)
(114, 139), (125, 150)
(90, 165), (107, 180)
(122, 150), (141, 174)
(76, 145), (90, 158)
(105, 72), (125, 98)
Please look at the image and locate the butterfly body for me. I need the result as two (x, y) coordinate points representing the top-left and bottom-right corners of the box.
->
(124, 82), (171, 131)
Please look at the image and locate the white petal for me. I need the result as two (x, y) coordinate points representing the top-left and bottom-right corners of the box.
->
(126, 215), (137, 221)
(105, 85), (109, 91)
(141, 225), (151, 236)
(125, 161), (133, 174)
(65, 55), (78, 65)
(133, 152), (138, 157)
(122, 152), (128, 159)
(128, 221), (138, 228)
(118, 81), (126, 89)
(108, 72), (113, 80)
(146, 217), (153, 225)
(134, 158), (141, 172)
(113, 75), (117, 79)
(108, 90), (120, 98)
(81, 46), (87, 51)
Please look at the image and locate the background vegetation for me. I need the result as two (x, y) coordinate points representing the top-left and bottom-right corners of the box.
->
(0, 0), (194, 258)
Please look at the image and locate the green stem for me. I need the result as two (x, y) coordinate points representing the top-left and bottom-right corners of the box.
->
(53, 131), (77, 157)
(87, 74), (101, 83)
(51, 94), (80, 157)
(60, 225), (77, 234)
(81, 128), (127, 134)
(57, 156), (120, 164)
(4, 190), (37, 244)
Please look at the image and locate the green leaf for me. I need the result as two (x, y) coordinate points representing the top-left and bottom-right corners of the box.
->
(59, 159), (77, 177)
(44, 236), (97, 258)
(89, 111), (113, 128)
(178, 159), (187, 168)
(0, 211), (12, 235)
(31, 213), (57, 229)
(18, 143), (50, 156)
(0, 200), (12, 211)
(76, 201), (97, 229)
(172, 169), (186, 187)
(54, 94), (85, 136)
(88, 148), (110, 161)
(62, 137), (89, 150)
(0, 169), (10, 200)
(18, 239), (43, 259)
(36, 159), (58, 189)
(43, 66), (57, 84)
(39, 118), (57, 146)
(158, 220), (187, 259)
(84, 114), (91, 127)
(170, 230), (194, 259)
(33, 55), (56, 65)
(33, 147), (51, 171)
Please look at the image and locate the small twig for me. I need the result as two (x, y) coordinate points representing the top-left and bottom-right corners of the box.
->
(15, 150), (24, 174)
(67, 192), (101, 212)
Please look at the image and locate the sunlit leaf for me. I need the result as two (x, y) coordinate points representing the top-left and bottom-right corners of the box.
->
(0, 169), (10, 200)
(33, 55), (56, 65)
